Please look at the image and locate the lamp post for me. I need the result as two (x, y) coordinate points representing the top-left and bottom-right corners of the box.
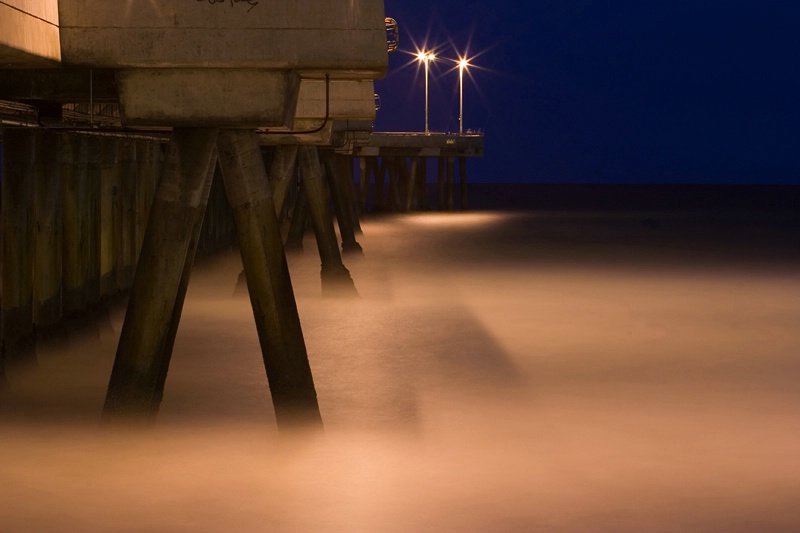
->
(458, 57), (468, 135)
(417, 51), (435, 135)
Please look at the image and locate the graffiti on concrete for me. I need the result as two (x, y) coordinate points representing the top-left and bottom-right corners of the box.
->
(196, 0), (259, 13)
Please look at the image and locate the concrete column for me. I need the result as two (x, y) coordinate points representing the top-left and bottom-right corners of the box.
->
(446, 157), (455, 211)
(322, 151), (362, 255)
(268, 145), (298, 219)
(33, 131), (63, 332)
(297, 146), (357, 296)
(153, 145), (218, 406)
(459, 157), (468, 210)
(1, 129), (36, 368)
(217, 130), (322, 429)
(103, 128), (218, 422)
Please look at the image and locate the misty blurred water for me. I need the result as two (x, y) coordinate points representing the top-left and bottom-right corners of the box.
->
(2, 208), (799, 532)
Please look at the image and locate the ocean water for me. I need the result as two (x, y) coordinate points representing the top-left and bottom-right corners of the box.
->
(1, 204), (799, 532)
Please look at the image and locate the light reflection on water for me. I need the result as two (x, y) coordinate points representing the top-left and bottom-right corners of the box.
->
(2, 211), (800, 532)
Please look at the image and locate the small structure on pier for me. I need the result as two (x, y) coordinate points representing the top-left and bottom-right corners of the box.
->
(353, 132), (484, 212)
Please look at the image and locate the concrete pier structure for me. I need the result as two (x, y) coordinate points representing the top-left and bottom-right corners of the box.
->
(0, 1), (488, 424)
(0, 0), (390, 422)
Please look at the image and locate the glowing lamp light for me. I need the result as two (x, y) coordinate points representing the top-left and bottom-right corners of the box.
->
(417, 50), (436, 134)
(458, 56), (470, 135)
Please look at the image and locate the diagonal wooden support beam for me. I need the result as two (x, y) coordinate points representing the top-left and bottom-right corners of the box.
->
(103, 128), (218, 422)
(217, 131), (322, 429)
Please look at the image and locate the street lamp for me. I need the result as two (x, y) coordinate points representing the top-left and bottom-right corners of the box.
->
(458, 57), (468, 135)
(417, 50), (435, 134)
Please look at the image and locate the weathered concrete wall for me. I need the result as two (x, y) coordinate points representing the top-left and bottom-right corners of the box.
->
(116, 69), (300, 127)
(0, 0), (61, 65)
(58, 0), (387, 77)
(257, 80), (376, 145)
(296, 80), (376, 121)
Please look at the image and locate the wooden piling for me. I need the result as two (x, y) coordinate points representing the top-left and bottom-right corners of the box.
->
(217, 130), (322, 429)
(1, 128), (37, 368)
(103, 128), (218, 421)
(297, 146), (357, 296)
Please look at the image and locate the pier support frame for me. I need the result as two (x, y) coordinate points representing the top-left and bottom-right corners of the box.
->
(218, 131), (322, 428)
(103, 129), (322, 429)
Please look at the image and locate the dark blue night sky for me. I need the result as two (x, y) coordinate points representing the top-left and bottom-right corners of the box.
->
(376, 1), (800, 184)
